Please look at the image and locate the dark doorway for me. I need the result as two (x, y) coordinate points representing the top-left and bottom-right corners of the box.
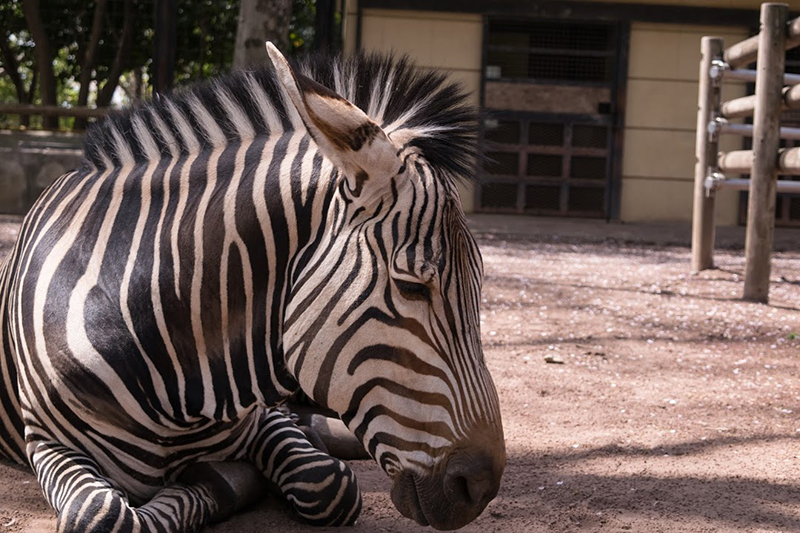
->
(478, 18), (627, 218)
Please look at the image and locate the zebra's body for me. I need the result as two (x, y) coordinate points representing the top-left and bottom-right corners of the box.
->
(0, 45), (505, 531)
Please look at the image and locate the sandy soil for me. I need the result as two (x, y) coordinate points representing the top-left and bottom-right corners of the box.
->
(1, 214), (799, 532)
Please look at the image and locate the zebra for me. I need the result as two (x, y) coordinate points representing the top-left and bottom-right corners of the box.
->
(0, 43), (505, 531)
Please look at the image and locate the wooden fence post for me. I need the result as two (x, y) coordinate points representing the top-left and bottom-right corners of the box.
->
(692, 37), (724, 272)
(743, 2), (788, 303)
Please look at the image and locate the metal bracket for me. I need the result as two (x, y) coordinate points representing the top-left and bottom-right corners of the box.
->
(707, 117), (726, 142)
(709, 59), (729, 87)
(704, 171), (725, 197)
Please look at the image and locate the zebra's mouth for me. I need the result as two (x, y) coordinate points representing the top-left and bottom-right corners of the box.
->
(388, 451), (502, 530)
(390, 472), (430, 527)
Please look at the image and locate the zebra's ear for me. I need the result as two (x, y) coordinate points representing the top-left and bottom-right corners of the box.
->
(266, 42), (403, 197)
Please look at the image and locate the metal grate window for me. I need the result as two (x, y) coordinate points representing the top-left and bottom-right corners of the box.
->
(481, 183), (518, 209)
(527, 155), (563, 177)
(525, 185), (561, 211)
(484, 120), (521, 145)
(478, 115), (611, 217)
(479, 18), (621, 219)
(486, 21), (614, 84)
(570, 156), (607, 180)
(572, 125), (608, 148)
(484, 152), (519, 176)
(568, 187), (605, 212)
(528, 122), (564, 146)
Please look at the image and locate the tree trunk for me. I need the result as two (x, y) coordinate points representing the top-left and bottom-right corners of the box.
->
(152, 0), (176, 94)
(0, 35), (27, 101)
(233, 0), (292, 70)
(22, 70), (37, 127)
(73, 0), (108, 130)
(96, 0), (135, 108)
(0, 34), (34, 127)
(21, 0), (58, 129)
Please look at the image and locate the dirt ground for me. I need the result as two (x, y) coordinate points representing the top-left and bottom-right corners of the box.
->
(1, 214), (799, 532)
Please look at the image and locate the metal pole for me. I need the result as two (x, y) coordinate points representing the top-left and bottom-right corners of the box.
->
(692, 37), (724, 272)
(709, 178), (800, 193)
(743, 3), (788, 303)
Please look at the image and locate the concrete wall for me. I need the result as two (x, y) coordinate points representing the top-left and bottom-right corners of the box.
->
(0, 131), (83, 215)
(620, 22), (750, 224)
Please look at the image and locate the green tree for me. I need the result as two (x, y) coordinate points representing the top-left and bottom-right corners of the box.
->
(0, 0), (333, 130)
(0, 1), (36, 128)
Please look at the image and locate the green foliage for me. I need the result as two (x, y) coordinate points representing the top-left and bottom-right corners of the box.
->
(0, 0), (327, 128)
(174, 0), (238, 84)
(290, 0), (316, 54)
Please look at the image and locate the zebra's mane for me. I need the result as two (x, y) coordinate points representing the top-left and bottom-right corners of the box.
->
(82, 51), (478, 181)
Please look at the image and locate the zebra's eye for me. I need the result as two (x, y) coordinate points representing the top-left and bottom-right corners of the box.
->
(394, 279), (431, 301)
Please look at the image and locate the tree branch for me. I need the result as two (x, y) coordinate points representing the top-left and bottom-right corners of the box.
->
(73, 0), (108, 130)
(77, 0), (107, 107)
(96, 0), (134, 107)
(0, 33), (27, 101)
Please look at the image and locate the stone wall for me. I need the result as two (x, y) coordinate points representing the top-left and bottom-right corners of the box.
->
(0, 131), (84, 215)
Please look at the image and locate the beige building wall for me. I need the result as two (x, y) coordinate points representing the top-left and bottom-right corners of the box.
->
(342, 1), (765, 221)
(621, 22), (750, 224)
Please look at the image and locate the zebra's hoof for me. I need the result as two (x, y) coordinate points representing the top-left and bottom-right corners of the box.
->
(179, 461), (266, 522)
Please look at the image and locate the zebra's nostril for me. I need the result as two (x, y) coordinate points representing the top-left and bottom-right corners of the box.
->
(443, 455), (497, 507)
(445, 472), (472, 504)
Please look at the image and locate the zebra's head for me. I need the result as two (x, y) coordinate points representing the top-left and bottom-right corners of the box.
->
(269, 45), (505, 530)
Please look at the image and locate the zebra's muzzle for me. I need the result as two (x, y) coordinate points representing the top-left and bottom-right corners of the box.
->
(390, 473), (430, 527)
(390, 445), (504, 530)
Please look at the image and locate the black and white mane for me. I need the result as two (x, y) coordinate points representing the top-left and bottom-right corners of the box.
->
(83, 52), (478, 180)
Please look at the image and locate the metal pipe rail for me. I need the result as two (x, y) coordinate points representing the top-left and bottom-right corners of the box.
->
(710, 118), (800, 140)
(711, 60), (800, 85)
(705, 177), (800, 193)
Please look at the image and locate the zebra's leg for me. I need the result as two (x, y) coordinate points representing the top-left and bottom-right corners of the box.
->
(31, 441), (261, 533)
(247, 408), (362, 526)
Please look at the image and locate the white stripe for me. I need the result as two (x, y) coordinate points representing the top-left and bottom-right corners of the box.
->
(217, 87), (255, 140)
(246, 73), (284, 135)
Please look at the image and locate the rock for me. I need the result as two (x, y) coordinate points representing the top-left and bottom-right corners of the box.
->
(544, 354), (564, 364)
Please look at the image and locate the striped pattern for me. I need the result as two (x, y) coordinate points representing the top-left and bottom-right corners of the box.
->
(0, 49), (502, 532)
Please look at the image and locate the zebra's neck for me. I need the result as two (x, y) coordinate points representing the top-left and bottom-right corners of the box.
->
(181, 129), (340, 416)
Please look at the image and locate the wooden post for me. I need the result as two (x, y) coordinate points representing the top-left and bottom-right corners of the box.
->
(743, 3), (788, 303)
(692, 37), (724, 272)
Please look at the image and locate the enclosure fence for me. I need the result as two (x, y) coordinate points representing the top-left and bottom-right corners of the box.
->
(692, 2), (800, 304)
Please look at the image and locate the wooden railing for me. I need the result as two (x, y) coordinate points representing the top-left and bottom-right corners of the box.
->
(0, 104), (109, 119)
(692, 2), (800, 303)
(0, 103), (110, 132)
